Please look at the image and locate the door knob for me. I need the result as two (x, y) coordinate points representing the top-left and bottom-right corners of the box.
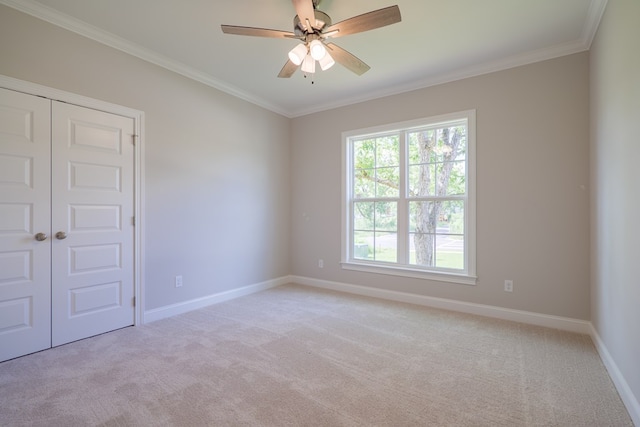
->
(34, 232), (47, 241)
(55, 231), (67, 240)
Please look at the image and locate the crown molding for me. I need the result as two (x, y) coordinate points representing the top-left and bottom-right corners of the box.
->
(290, 38), (591, 117)
(278, 0), (610, 118)
(582, 0), (609, 47)
(291, 0), (609, 118)
(0, 0), (291, 117)
(1, 0), (608, 119)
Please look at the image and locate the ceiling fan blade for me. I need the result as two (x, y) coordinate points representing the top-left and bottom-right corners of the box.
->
(324, 5), (401, 38)
(292, 0), (317, 31)
(325, 43), (371, 76)
(278, 59), (299, 78)
(221, 25), (296, 39)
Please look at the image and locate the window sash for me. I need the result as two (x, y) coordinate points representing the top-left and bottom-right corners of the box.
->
(342, 110), (476, 285)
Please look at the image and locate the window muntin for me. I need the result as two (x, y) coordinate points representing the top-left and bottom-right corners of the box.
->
(343, 111), (476, 284)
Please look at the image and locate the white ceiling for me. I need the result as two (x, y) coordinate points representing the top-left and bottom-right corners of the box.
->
(2, 0), (607, 117)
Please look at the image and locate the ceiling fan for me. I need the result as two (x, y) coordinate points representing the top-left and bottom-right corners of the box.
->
(221, 0), (401, 78)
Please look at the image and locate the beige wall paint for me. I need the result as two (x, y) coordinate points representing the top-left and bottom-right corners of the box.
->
(590, 0), (640, 414)
(2, 0), (636, 418)
(0, 5), (291, 310)
(0, 5), (593, 321)
(292, 53), (590, 320)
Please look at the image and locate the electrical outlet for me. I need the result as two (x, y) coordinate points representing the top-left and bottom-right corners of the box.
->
(318, 259), (324, 268)
(504, 280), (513, 292)
(175, 275), (183, 288)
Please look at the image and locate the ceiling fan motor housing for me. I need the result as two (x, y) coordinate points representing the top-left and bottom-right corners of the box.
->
(221, 1), (402, 78)
(294, 10), (331, 37)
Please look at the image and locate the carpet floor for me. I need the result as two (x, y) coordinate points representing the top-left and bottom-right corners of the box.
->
(0, 284), (633, 426)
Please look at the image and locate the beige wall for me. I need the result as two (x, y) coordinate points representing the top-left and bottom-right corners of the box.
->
(291, 53), (591, 320)
(2, 0), (636, 417)
(0, 5), (291, 311)
(0, 5), (596, 320)
(590, 0), (640, 417)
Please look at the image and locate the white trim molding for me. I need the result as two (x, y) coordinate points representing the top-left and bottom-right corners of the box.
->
(144, 275), (637, 424)
(290, 275), (592, 334)
(290, 275), (639, 423)
(143, 276), (289, 323)
(341, 110), (477, 284)
(0, 0), (609, 119)
(590, 326), (640, 426)
(0, 0), (288, 117)
(0, 74), (146, 327)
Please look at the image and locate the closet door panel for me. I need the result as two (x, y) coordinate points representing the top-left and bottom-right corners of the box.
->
(51, 101), (135, 347)
(0, 87), (52, 362)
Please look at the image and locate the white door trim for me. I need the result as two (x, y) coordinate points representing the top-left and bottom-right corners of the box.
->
(0, 74), (146, 326)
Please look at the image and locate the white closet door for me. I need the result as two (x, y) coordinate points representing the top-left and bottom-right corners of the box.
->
(0, 88), (52, 361)
(51, 101), (135, 347)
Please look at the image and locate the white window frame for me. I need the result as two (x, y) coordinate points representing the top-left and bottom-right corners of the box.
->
(341, 110), (477, 285)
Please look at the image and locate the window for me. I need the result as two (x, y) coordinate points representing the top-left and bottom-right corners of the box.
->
(342, 110), (476, 285)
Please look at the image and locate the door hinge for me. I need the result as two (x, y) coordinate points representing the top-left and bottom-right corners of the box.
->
(132, 296), (136, 307)
(132, 216), (135, 226)
(132, 134), (138, 145)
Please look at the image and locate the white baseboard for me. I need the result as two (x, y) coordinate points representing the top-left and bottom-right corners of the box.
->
(292, 276), (640, 424)
(590, 325), (640, 426)
(290, 275), (592, 334)
(142, 274), (637, 424)
(143, 276), (289, 323)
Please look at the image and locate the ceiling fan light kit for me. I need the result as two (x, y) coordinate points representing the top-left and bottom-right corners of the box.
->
(221, 0), (401, 80)
(309, 39), (326, 60)
(318, 52), (336, 71)
(288, 43), (308, 66)
(301, 54), (316, 74)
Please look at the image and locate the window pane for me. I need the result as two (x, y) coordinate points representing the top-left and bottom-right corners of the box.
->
(353, 202), (374, 230)
(409, 200), (465, 269)
(376, 135), (399, 167)
(354, 168), (375, 198)
(409, 126), (467, 198)
(435, 235), (464, 269)
(408, 130), (436, 164)
(354, 136), (400, 199)
(408, 164), (435, 197)
(434, 160), (466, 196)
(353, 139), (375, 169)
(376, 167), (399, 197)
(409, 201), (436, 233)
(438, 128), (465, 170)
(433, 128), (461, 162)
(354, 231), (373, 260)
(410, 201), (464, 234)
(439, 160), (466, 196)
(344, 111), (473, 278)
(456, 130), (467, 161)
(409, 233), (435, 266)
(439, 200), (465, 234)
(409, 199), (437, 267)
(375, 201), (397, 232)
(374, 232), (397, 262)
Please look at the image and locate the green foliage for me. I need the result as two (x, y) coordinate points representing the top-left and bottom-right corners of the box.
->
(449, 211), (464, 234)
(353, 135), (400, 199)
(351, 124), (467, 270)
(353, 201), (397, 232)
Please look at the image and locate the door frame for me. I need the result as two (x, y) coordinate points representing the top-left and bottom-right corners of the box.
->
(0, 74), (145, 326)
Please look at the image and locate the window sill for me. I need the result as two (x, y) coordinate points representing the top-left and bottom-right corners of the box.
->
(341, 261), (477, 286)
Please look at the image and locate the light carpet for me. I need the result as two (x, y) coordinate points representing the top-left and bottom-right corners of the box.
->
(0, 284), (633, 426)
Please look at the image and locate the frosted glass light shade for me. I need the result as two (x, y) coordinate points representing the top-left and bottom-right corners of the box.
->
(301, 54), (316, 73)
(319, 52), (335, 71)
(309, 40), (327, 61)
(288, 44), (308, 66)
